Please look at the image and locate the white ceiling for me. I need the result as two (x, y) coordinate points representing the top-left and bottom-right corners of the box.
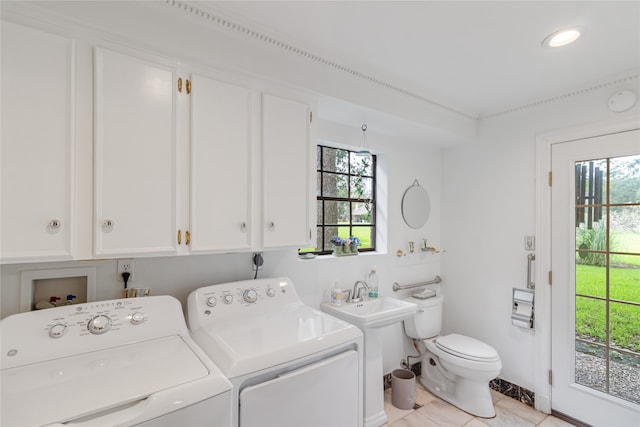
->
(208, 1), (640, 120)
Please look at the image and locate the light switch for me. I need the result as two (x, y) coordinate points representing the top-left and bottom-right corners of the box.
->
(525, 236), (535, 251)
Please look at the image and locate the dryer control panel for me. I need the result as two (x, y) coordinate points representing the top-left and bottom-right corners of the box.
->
(187, 277), (303, 326)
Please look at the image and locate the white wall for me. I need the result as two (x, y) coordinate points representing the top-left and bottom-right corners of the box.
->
(0, 120), (443, 376)
(441, 81), (640, 391)
(3, 0), (639, 393)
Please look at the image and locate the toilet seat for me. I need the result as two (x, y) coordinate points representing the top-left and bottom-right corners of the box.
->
(435, 334), (499, 362)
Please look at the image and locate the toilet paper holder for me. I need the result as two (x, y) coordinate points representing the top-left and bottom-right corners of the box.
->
(512, 288), (534, 329)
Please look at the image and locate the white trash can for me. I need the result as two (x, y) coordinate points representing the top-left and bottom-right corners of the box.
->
(391, 369), (416, 410)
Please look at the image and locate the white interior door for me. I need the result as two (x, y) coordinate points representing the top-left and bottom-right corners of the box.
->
(551, 129), (640, 426)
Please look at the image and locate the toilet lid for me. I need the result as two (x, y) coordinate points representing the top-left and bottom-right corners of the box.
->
(435, 334), (499, 362)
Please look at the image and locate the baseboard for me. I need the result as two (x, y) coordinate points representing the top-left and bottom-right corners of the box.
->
(385, 363), (536, 409)
(551, 410), (593, 427)
(489, 377), (535, 408)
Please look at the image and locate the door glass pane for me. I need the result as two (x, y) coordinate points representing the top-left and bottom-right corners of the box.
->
(576, 296), (606, 346)
(575, 159), (607, 229)
(610, 155), (640, 204)
(574, 154), (640, 404)
(575, 264), (606, 298)
(610, 263), (640, 303)
(575, 340), (607, 394)
(610, 351), (640, 404)
(609, 303), (639, 404)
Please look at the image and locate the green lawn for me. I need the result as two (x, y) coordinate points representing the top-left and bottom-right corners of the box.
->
(576, 264), (640, 352)
(615, 231), (640, 267)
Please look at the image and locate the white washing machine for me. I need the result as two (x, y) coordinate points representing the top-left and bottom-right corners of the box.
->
(1, 295), (232, 427)
(187, 277), (364, 427)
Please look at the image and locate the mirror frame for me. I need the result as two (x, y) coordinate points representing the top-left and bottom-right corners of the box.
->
(401, 180), (430, 229)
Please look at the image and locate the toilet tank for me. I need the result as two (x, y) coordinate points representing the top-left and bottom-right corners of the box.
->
(402, 295), (443, 339)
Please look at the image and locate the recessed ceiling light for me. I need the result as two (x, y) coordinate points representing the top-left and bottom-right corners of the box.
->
(542, 27), (583, 48)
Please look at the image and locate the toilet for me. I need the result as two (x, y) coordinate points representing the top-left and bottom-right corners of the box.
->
(403, 294), (501, 418)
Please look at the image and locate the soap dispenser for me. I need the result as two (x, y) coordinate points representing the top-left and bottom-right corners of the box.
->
(368, 267), (378, 299)
(330, 281), (343, 306)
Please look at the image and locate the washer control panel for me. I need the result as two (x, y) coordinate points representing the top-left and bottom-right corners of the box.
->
(42, 299), (148, 340)
(188, 277), (302, 324)
(1, 295), (189, 370)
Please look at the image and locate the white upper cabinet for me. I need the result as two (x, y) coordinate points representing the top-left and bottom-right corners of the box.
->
(1, 22), (76, 263)
(94, 48), (178, 257)
(1, 12), (316, 262)
(189, 73), (252, 253)
(262, 94), (315, 248)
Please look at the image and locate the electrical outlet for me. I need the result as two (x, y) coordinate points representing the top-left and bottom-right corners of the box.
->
(117, 259), (134, 282)
(252, 252), (264, 271)
(525, 236), (535, 251)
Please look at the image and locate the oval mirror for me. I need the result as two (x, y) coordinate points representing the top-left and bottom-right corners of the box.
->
(402, 180), (430, 229)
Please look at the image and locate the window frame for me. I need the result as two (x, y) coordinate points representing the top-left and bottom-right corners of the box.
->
(308, 144), (377, 256)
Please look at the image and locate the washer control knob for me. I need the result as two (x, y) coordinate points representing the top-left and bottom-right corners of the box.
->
(243, 289), (258, 303)
(130, 312), (144, 325)
(87, 315), (112, 335)
(266, 287), (276, 297)
(223, 294), (233, 304)
(206, 296), (217, 307)
(49, 323), (67, 338)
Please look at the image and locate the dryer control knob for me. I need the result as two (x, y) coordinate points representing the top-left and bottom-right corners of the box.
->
(130, 312), (144, 325)
(87, 315), (112, 335)
(243, 289), (258, 303)
(223, 294), (234, 304)
(206, 296), (217, 307)
(49, 323), (67, 338)
(266, 287), (276, 297)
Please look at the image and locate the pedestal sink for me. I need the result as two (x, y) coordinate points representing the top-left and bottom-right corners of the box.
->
(321, 297), (417, 427)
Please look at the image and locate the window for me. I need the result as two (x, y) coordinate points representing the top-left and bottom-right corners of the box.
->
(300, 145), (376, 255)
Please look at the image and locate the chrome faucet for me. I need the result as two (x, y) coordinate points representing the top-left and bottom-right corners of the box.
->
(350, 280), (369, 303)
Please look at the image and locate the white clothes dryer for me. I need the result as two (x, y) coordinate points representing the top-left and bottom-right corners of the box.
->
(187, 277), (363, 427)
(1, 295), (232, 427)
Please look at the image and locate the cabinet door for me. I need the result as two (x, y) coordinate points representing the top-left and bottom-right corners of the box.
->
(1, 22), (76, 262)
(190, 74), (252, 252)
(94, 48), (177, 257)
(262, 94), (313, 248)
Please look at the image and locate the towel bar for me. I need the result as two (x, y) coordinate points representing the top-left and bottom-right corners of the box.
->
(392, 276), (441, 292)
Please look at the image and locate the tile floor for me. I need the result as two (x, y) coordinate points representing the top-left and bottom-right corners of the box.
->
(383, 382), (577, 427)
